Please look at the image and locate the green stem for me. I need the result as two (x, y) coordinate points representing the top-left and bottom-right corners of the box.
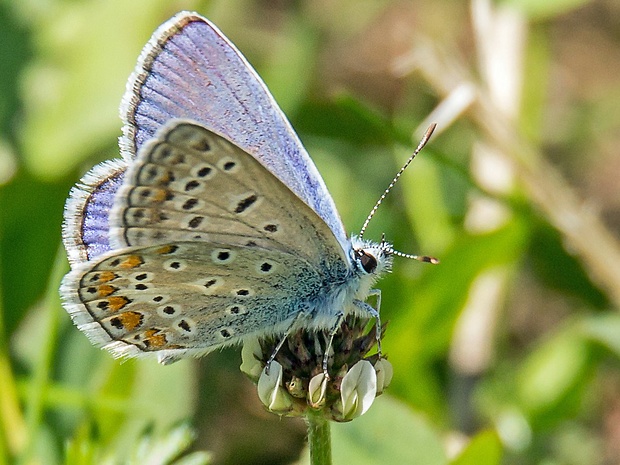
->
(18, 248), (66, 465)
(306, 412), (331, 465)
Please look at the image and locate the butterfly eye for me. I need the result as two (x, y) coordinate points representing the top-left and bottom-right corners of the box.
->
(357, 250), (378, 274)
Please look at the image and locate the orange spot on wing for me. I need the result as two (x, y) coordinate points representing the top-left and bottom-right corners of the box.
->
(98, 271), (117, 283)
(107, 296), (131, 312)
(97, 284), (117, 297)
(117, 311), (143, 331)
(120, 255), (144, 269)
(151, 188), (168, 202)
(158, 172), (171, 184)
(155, 245), (176, 255)
(143, 329), (167, 349)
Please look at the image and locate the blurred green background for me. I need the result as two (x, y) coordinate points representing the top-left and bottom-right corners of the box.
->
(1, 0), (620, 464)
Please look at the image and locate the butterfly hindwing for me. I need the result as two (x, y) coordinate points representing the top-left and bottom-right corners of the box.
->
(61, 241), (322, 362)
(62, 159), (128, 265)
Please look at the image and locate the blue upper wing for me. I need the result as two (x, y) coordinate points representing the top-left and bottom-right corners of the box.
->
(119, 12), (347, 249)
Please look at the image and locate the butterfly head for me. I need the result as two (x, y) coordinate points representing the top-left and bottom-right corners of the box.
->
(350, 235), (393, 278)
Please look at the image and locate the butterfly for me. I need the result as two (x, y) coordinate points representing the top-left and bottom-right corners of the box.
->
(60, 11), (436, 366)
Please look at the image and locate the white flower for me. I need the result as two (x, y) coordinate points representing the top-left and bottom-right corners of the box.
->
(257, 361), (293, 413)
(337, 360), (377, 420)
(308, 372), (329, 408)
(374, 358), (393, 394)
(240, 337), (263, 380)
(245, 315), (392, 420)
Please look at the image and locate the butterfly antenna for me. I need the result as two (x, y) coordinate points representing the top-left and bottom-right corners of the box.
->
(390, 248), (440, 264)
(379, 233), (439, 263)
(359, 123), (437, 239)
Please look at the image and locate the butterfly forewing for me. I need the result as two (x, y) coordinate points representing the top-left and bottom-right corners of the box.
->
(121, 13), (348, 250)
(64, 12), (349, 270)
(110, 121), (349, 269)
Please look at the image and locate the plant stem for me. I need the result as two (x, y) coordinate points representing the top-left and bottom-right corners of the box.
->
(18, 248), (66, 465)
(306, 412), (331, 465)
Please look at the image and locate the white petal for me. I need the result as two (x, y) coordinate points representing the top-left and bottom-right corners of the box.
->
(240, 337), (263, 379)
(374, 358), (394, 394)
(308, 372), (328, 408)
(257, 361), (293, 413)
(340, 360), (377, 419)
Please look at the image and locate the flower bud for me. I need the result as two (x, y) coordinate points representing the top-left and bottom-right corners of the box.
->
(243, 315), (391, 421)
(374, 358), (393, 394)
(257, 361), (293, 414)
(240, 336), (263, 380)
(308, 373), (329, 408)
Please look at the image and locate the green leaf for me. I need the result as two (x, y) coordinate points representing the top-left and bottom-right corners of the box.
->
(580, 313), (620, 359)
(328, 395), (447, 465)
(62, 422), (212, 465)
(295, 95), (400, 147)
(449, 430), (503, 465)
(528, 223), (607, 309)
(0, 173), (69, 335)
(518, 327), (590, 415)
(127, 423), (211, 465)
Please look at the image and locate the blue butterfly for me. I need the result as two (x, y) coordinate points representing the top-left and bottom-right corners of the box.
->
(60, 12), (435, 366)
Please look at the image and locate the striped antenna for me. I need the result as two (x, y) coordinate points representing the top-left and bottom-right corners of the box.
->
(379, 234), (439, 264)
(359, 123), (438, 245)
(389, 249), (439, 264)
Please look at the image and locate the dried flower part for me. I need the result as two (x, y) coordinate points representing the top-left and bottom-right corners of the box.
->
(242, 315), (392, 422)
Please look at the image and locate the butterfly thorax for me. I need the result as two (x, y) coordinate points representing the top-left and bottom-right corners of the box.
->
(301, 236), (392, 328)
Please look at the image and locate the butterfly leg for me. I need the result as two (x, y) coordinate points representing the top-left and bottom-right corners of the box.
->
(354, 288), (382, 358)
(265, 312), (307, 374)
(322, 311), (345, 377)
